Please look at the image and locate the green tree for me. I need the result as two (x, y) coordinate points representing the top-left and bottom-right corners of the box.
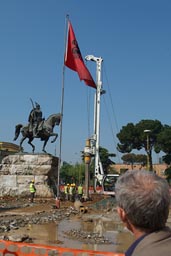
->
(60, 162), (85, 185)
(164, 167), (171, 185)
(121, 153), (146, 169)
(122, 153), (137, 166)
(82, 146), (117, 181)
(99, 146), (116, 173)
(117, 119), (163, 171)
(74, 162), (85, 184)
(135, 154), (147, 165)
(157, 125), (171, 165)
(60, 161), (73, 184)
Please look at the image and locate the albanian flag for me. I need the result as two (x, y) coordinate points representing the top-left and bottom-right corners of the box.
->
(65, 21), (96, 89)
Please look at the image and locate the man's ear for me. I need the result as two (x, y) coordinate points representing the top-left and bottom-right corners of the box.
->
(117, 207), (133, 232)
(117, 207), (127, 223)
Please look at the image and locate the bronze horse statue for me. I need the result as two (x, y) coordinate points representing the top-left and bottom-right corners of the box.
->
(14, 113), (61, 153)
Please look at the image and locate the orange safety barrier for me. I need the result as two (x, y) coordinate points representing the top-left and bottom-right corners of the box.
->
(0, 240), (125, 256)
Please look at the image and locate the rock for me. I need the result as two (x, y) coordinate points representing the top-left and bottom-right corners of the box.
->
(0, 154), (59, 197)
(8, 234), (29, 242)
(74, 200), (83, 211)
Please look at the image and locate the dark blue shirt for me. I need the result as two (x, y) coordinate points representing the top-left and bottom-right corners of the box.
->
(125, 234), (147, 256)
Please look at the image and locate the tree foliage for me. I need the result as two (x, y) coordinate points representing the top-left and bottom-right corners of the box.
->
(116, 119), (171, 168)
(99, 147), (116, 173)
(117, 119), (163, 153)
(157, 125), (171, 155)
(122, 153), (146, 166)
(60, 146), (116, 185)
(60, 161), (85, 185)
(164, 167), (171, 185)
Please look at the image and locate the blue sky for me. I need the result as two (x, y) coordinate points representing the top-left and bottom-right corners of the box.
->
(0, 0), (170, 164)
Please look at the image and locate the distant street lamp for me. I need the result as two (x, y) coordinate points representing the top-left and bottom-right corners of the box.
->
(144, 129), (151, 171)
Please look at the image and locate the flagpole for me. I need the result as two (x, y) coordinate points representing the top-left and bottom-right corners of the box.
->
(56, 15), (69, 198)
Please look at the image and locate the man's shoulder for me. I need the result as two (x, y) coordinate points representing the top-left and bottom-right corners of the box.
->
(132, 228), (171, 256)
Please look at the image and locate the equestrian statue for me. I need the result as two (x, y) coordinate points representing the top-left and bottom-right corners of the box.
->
(14, 100), (61, 153)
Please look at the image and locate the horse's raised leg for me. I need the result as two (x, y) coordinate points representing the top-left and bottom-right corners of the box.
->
(50, 133), (58, 143)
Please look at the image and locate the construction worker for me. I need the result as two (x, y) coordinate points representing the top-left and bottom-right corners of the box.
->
(78, 184), (83, 201)
(70, 183), (76, 202)
(64, 184), (69, 201)
(69, 184), (73, 201)
(29, 180), (36, 203)
(72, 183), (76, 201)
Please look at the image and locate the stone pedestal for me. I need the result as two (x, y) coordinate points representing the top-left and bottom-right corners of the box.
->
(0, 153), (59, 198)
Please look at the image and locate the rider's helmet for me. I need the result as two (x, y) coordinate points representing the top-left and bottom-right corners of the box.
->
(35, 102), (40, 109)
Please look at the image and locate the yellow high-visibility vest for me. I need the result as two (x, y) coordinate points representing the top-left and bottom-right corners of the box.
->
(78, 185), (83, 194)
(30, 183), (36, 193)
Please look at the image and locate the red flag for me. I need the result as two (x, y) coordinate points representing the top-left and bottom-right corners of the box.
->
(65, 21), (96, 89)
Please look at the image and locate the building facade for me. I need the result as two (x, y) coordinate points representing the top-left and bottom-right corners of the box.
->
(111, 163), (168, 178)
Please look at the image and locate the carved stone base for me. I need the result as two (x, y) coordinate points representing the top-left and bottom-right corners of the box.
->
(0, 153), (59, 197)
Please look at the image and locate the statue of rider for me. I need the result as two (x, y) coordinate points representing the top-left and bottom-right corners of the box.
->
(28, 102), (43, 137)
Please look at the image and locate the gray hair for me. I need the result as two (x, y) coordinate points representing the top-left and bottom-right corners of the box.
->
(115, 170), (170, 232)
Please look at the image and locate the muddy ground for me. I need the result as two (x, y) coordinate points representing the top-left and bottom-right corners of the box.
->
(0, 194), (121, 244)
(0, 195), (170, 253)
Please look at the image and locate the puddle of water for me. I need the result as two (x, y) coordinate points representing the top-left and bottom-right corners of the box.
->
(6, 216), (134, 253)
(58, 217), (134, 253)
(4, 197), (171, 254)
